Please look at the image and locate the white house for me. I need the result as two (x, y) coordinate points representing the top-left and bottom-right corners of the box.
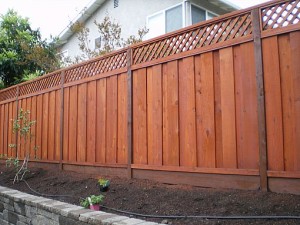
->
(57, 0), (239, 60)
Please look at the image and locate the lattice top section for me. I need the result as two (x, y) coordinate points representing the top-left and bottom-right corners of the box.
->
(65, 50), (127, 83)
(0, 87), (18, 102)
(132, 12), (252, 65)
(262, 0), (300, 30)
(19, 72), (61, 97)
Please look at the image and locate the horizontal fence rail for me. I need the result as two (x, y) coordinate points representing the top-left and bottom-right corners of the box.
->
(0, 0), (299, 193)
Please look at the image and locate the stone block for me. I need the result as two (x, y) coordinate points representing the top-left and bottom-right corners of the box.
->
(112, 218), (147, 225)
(58, 215), (88, 225)
(37, 208), (59, 222)
(0, 202), (4, 212)
(0, 218), (9, 225)
(7, 210), (19, 224)
(31, 214), (58, 225)
(14, 202), (26, 215)
(25, 205), (37, 218)
(101, 215), (129, 224)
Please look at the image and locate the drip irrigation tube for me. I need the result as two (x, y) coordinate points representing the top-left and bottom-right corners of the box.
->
(21, 179), (300, 221)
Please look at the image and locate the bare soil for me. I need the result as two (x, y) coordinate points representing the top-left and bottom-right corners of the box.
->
(0, 164), (300, 225)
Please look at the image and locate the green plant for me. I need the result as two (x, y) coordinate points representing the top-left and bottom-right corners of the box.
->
(6, 108), (38, 183)
(80, 195), (104, 208)
(98, 178), (110, 187)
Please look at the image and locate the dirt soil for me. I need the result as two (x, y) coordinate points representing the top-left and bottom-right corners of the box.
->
(0, 164), (300, 225)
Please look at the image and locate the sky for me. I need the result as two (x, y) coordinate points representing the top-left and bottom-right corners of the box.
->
(0, 0), (270, 40)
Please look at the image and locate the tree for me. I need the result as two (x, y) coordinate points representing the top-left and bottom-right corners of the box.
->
(66, 14), (148, 64)
(0, 10), (60, 87)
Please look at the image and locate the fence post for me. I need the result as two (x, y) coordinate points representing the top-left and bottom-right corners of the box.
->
(59, 70), (65, 170)
(127, 48), (133, 179)
(252, 8), (268, 191)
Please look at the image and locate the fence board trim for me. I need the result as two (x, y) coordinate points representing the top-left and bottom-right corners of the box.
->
(131, 164), (259, 176)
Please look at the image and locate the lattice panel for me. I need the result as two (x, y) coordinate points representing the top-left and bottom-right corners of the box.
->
(0, 87), (18, 102)
(65, 51), (127, 83)
(262, 0), (300, 30)
(19, 72), (61, 96)
(132, 13), (252, 65)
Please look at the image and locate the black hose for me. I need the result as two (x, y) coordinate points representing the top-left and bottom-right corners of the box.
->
(21, 180), (300, 221)
(21, 179), (82, 199)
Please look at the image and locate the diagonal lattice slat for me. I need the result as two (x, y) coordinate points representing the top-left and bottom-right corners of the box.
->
(261, 0), (300, 30)
(132, 12), (252, 65)
(0, 87), (18, 102)
(65, 50), (127, 83)
(18, 72), (61, 97)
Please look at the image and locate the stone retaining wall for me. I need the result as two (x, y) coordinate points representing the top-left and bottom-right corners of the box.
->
(0, 186), (160, 225)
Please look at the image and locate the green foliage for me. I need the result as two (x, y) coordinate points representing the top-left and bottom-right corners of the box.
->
(0, 10), (60, 87)
(67, 14), (148, 64)
(98, 178), (110, 187)
(21, 70), (41, 82)
(7, 108), (38, 183)
(80, 195), (104, 208)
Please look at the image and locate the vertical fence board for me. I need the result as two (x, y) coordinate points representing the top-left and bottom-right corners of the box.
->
(263, 36), (284, 171)
(106, 76), (118, 164)
(133, 69), (147, 164)
(69, 86), (78, 162)
(26, 98), (32, 158)
(117, 73), (128, 164)
(20, 99), (27, 159)
(55, 90), (61, 160)
(179, 56), (197, 167)
(234, 42), (259, 169)
(0, 105), (3, 156)
(30, 96), (37, 159)
(162, 61), (179, 166)
(278, 34), (296, 171)
(63, 88), (70, 161)
(36, 95), (43, 160)
(48, 91), (56, 161)
(195, 52), (216, 168)
(77, 83), (87, 163)
(96, 79), (106, 163)
(290, 32), (300, 171)
(147, 65), (163, 166)
(7, 102), (13, 158)
(87, 81), (96, 163)
(3, 104), (8, 158)
(214, 51), (223, 168)
(42, 94), (49, 160)
(219, 47), (237, 169)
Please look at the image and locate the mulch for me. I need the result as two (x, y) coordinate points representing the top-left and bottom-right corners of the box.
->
(0, 163), (300, 225)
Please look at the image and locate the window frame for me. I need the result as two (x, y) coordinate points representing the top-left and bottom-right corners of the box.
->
(146, 2), (185, 36)
(190, 3), (218, 24)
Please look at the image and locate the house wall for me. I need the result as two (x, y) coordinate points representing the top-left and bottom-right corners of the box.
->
(61, 0), (232, 60)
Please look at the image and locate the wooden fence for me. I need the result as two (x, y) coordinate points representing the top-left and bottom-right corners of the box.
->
(0, 0), (299, 193)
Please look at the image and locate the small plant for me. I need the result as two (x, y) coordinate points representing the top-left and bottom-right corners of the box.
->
(98, 178), (110, 192)
(80, 195), (104, 209)
(6, 108), (38, 183)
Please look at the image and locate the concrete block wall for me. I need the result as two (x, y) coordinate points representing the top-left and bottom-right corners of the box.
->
(0, 186), (160, 225)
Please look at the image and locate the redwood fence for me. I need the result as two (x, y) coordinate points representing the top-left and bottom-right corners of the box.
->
(0, 0), (299, 193)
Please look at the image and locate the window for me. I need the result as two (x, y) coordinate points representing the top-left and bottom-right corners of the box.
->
(191, 5), (218, 25)
(147, 3), (218, 39)
(191, 5), (205, 24)
(207, 12), (217, 20)
(166, 5), (183, 33)
(147, 4), (184, 39)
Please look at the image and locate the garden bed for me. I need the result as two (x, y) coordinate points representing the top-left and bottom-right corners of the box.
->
(0, 164), (299, 225)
